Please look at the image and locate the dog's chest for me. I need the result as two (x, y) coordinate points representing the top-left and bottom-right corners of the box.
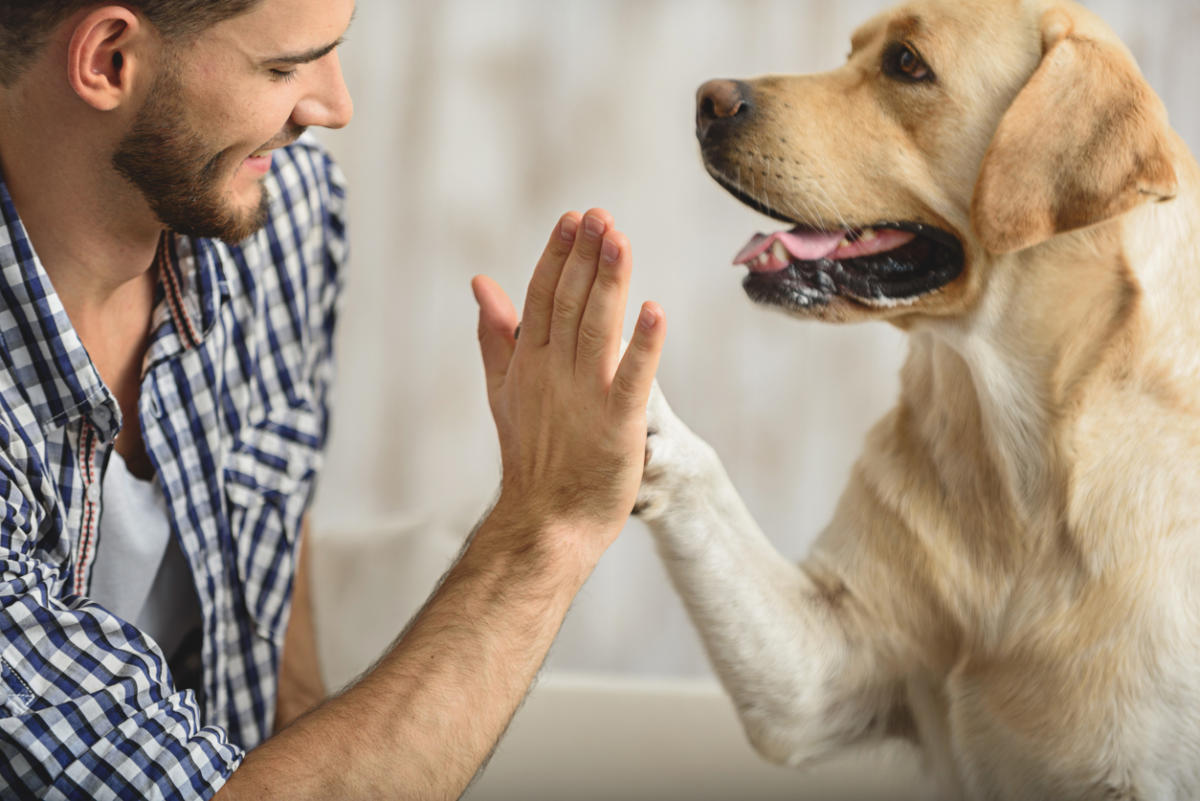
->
(911, 620), (1200, 801)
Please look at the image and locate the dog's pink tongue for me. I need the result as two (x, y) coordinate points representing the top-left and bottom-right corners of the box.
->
(734, 229), (846, 273)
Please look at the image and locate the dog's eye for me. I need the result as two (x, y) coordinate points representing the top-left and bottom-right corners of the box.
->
(883, 42), (934, 83)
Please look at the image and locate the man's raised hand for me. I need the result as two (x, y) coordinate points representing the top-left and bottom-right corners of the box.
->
(471, 209), (666, 559)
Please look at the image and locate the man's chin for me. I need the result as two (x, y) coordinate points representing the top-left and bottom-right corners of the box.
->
(211, 206), (270, 245)
(169, 189), (271, 245)
(221, 189), (272, 244)
(214, 213), (269, 245)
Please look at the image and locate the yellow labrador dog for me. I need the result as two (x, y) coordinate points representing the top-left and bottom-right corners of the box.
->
(635, 0), (1200, 798)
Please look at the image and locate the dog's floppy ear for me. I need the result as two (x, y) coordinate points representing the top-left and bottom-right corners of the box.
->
(971, 9), (1178, 255)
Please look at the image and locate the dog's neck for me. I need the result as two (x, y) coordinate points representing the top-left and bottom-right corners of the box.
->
(907, 148), (1200, 533)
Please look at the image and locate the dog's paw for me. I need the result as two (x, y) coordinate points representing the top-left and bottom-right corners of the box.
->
(634, 379), (706, 521)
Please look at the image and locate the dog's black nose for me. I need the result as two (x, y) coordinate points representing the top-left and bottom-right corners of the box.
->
(696, 79), (752, 143)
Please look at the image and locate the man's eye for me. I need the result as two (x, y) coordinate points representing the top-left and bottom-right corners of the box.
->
(270, 68), (298, 83)
(883, 42), (934, 83)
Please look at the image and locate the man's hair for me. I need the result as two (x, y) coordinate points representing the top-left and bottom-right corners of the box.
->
(0, 1), (264, 86)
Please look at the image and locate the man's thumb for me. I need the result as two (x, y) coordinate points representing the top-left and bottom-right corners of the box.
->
(471, 275), (518, 391)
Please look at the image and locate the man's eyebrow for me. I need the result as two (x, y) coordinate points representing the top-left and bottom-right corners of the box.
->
(262, 7), (356, 66)
(263, 37), (345, 67)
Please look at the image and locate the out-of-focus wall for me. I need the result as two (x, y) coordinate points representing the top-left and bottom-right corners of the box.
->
(309, 0), (1200, 687)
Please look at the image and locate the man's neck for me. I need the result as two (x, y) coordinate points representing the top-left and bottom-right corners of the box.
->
(3, 150), (160, 309)
(0, 77), (163, 327)
(0, 92), (162, 411)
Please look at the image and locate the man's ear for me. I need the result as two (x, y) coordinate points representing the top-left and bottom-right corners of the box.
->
(66, 6), (144, 112)
(970, 9), (1178, 255)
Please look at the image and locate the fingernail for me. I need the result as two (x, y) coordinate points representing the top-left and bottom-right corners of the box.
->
(560, 216), (579, 242)
(583, 215), (605, 239)
(638, 305), (659, 330)
(602, 237), (620, 263)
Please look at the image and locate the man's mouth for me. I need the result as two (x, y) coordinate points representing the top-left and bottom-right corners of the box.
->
(244, 127), (306, 166)
(241, 137), (298, 175)
(241, 150), (274, 177)
(246, 140), (290, 162)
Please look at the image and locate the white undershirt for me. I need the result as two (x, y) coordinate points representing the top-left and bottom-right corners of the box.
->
(89, 450), (201, 661)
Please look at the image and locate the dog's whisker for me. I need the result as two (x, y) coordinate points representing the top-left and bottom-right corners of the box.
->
(824, 167), (857, 232)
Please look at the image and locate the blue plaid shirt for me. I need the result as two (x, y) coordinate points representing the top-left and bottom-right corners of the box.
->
(0, 136), (347, 799)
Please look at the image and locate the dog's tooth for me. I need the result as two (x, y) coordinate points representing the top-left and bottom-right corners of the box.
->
(860, 228), (877, 242)
(771, 241), (789, 263)
(839, 237), (852, 249)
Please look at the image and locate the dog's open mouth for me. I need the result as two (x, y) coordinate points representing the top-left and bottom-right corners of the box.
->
(734, 222), (964, 310)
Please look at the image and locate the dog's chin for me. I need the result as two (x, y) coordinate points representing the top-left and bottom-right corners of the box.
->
(742, 228), (965, 317)
(711, 173), (965, 318)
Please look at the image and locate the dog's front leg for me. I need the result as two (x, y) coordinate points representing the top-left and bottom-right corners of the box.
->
(636, 382), (901, 767)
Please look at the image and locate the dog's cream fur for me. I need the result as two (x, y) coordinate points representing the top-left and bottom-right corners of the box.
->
(636, 1), (1200, 798)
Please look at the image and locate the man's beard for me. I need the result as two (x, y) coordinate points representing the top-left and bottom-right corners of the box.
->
(112, 66), (274, 245)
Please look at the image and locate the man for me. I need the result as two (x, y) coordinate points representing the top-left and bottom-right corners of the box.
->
(0, 1), (665, 798)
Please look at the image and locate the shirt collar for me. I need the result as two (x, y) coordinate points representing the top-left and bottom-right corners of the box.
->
(0, 170), (114, 434)
(0, 169), (229, 435)
(144, 230), (229, 370)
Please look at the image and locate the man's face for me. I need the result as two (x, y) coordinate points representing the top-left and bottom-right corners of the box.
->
(113, 0), (355, 244)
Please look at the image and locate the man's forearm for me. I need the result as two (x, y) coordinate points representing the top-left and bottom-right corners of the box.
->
(216, 207), (664, 800)
(217, 511), (595, 801)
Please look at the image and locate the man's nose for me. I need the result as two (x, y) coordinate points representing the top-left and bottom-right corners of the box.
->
(292, 52), (354, 131)
(695, 79), (753, 143)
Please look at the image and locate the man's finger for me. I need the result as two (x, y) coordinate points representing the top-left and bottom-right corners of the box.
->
(576, 229), (631, 381)
(519, 212), (582, 348)
(609, 301), (666, 415)
(550, 208), (613, 361)
(471, 275), (519, 396)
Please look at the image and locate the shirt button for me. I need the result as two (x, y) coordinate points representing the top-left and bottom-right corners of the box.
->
(86, 482), (101, 504)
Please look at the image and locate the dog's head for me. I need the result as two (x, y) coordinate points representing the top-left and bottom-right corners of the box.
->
(698, 0), (1178, 323)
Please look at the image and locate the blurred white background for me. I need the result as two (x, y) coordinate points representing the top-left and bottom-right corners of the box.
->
(307, 0), (1200, 693)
